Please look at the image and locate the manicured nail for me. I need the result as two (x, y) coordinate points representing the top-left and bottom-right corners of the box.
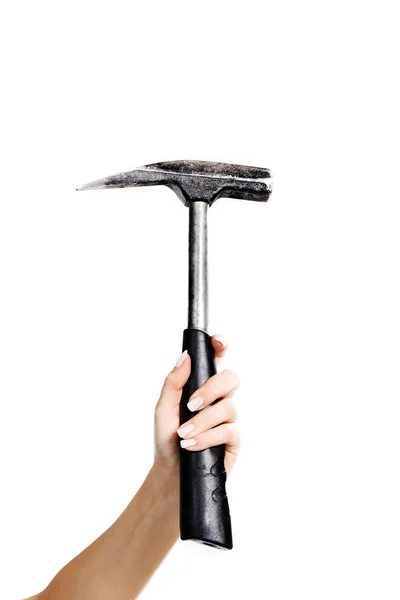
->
(180, 438), (197, 448)
(175, 350), (188, 368)
(187, 396), (204, 412)
(214, 334), (227, 347)
(177, 423), (195, 438)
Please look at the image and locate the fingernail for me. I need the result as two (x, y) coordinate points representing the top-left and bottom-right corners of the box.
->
(187, 396), (204, 412)
(180, 438), (197, 448)
(214, 334), (227, 346)
(177, 423), (195, 438)
(175, 350), (188, 368)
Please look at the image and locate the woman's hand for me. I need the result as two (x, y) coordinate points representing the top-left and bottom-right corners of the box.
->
(27, 338), (240, 600)
(154, 335), (240, 476)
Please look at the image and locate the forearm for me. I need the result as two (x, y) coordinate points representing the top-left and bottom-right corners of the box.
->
(39, 463), (179, 600)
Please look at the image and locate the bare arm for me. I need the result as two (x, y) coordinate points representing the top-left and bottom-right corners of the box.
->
(38, 464), (178, 600)
(29, 335), (240, 600)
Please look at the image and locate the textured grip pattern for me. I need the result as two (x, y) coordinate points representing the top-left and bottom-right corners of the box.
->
(179, 328), (233, 550)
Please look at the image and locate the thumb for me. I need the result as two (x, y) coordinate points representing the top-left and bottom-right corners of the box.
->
(158, 350), (191, 409)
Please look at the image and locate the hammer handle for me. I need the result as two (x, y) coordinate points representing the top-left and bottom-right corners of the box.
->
(179, 328), (233, 550)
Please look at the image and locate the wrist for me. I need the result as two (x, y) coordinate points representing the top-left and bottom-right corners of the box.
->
(149, 460), (179, 502)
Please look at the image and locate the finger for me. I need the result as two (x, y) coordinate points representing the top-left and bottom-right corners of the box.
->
(179, 422), (240, 454)
(186, 368), (240, 412)
(211, 334), (228, 366)
(156, 350), (191, 410)
(177, 398), (237, 440)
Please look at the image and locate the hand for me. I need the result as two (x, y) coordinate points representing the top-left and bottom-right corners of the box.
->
(154, 335), (240, 476)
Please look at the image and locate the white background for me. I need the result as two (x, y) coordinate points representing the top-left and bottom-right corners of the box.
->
(1, 1), (399, 598)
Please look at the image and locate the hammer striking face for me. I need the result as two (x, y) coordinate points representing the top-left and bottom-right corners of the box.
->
(78, 159), (272, 550)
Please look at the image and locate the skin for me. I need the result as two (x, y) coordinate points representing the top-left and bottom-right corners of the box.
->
(26, 334), (240, 600)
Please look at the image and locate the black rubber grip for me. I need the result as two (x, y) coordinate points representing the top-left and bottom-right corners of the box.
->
(179, 328), (233, 550)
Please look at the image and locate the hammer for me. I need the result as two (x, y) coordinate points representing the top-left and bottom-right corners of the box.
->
(78, 160), (272, 550)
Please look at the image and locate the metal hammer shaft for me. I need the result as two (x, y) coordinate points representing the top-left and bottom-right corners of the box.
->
(188, 202), (208, 331)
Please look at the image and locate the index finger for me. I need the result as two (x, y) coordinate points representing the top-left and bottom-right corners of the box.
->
(211, 334), (228, 365)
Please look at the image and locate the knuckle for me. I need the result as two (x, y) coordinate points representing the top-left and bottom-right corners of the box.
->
(222, 397), (236, 421)
(164, 371), (178, 390)
(226, 422), (240, 444)
(223, 368), (240, 390)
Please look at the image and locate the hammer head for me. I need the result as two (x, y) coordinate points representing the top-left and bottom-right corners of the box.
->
(78, 160), (272, 206)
